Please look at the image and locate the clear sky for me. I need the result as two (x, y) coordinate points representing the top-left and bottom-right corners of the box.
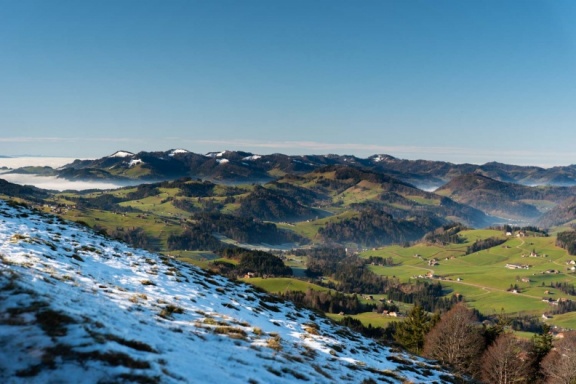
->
(1, 0), (576, 166)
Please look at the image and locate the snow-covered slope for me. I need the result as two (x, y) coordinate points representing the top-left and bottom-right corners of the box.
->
(0, 200), (454, 383)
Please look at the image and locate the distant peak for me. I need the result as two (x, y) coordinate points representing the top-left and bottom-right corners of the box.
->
(109, 150), (134, 158)
(370, 154), (397, 162)
(168, 149), (189, 156)
(205, 150), (228, 158)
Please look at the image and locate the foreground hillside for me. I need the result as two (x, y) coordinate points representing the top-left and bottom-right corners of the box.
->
(0, 200), (454, 383)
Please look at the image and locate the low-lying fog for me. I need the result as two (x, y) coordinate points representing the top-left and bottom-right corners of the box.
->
(0, 157), (79, 169)
(0, 173), (136, 191)
(0, 157), (137, 191)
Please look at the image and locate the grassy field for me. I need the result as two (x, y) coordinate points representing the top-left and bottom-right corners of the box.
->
(277, 210), (358, 240)
(327, 312), (401, 328)
(360, 230), (576, 329)
(240, 277), (329, 294)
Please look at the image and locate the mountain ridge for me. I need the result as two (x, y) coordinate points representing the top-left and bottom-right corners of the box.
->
(46, 149), (576, 187)
(436, 173), (576, 222)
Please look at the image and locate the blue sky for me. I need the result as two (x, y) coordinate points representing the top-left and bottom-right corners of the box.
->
(1, 0), (576, 166)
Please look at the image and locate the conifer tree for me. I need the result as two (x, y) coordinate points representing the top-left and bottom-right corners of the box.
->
(394, 305), (431, 354)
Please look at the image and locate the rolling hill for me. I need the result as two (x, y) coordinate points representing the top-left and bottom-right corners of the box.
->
(0, 199), (455, 383)
(435, 173), (576, 222)
(539, 196), (576, 228)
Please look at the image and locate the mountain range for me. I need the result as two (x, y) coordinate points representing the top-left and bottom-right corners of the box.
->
(11, 149), (576, 189)
(5, 149), (576, 232)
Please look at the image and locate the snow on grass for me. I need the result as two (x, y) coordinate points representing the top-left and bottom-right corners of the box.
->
(0, 200), (454, 383)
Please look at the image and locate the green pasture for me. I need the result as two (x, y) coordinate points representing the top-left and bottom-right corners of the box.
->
(241, 277), (329, 294)
(279, 210), (357, 240)
(364, 232), (576, 326)
(547, 312), (576, 330)
(284, 255), (307, 277)
(327, 312), (402, 328)
(119, 194), (188, 217)
(405, 196), (440, 206)
(514, 331), (539, 340)
(443, 282), (549, 315)
(166, 250), (220, 261)
(59, 206), (184, 250)
(337, 182), (383, 205)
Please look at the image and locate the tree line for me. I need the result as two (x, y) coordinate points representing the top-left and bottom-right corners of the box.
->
(166, 212), (307, 252)
(278, 289), (398, 316)
(423, 223), (466, 245)
(466, 236), (507, 254)
(209, 248), (293, 278)
(556, 230), (576, 255)
(318, 208), (443, 247)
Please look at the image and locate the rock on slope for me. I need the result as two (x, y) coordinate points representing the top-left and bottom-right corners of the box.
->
(0, 200), (454, 384)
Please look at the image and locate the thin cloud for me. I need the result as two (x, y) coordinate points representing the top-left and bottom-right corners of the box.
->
(1, 137), (573, 167)
(0, 137), (139, 143)
(179, 139), (574, 165)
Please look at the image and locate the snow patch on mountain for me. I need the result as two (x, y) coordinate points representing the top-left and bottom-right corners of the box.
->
(243, 155), (262, 161)
(205, 151), (228, 158)
(168, 149), (189, 157)
(128, 159), (143, 167)
(109, 151), (134, 158)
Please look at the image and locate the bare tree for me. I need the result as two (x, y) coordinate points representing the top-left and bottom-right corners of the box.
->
(423, 303), (484, 378)
(481, 333), (534, 384)
(541, 331), (576, 384)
